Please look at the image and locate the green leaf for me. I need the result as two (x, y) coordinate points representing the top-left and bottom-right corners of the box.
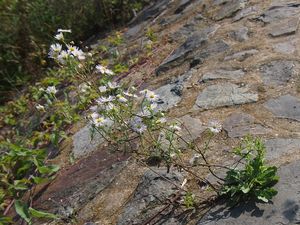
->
(29, 207), (58, 219)
(257, 195), (269, 203)
(15, 200), (31, 224)
(37, 165), (60, 175)
(0, 216), (12, 224)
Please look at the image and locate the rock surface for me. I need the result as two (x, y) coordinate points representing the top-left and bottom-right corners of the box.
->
(223, 112), (269, 138)
(198, 160), (300, 225)
(116, 168), (183, 225)
(264, 95), (300, 122)
(72, 124), (105, 158)
(224, 49), (258, 61)
(200, 69), (245, 82)
(195, 83), (258, 110)
(155, 70), (192, 111)
(259, 60), (295, 86)
(230, 27), (249, 42)
(265, 138), (300, 161)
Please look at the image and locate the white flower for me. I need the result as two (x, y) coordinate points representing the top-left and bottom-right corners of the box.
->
(98, 86), (107, 93)
(116, 94), (128, 103)
(140, 89), (159, 102)
(149, 102), (158, 110)
(105, 103), (117, 111)
(123, 91), (137, 98)
(35, 104), (45, 111)
(46, 86), (57, 95)
(89, 105), (98, 112)
(54, 32), (64, 41)
(156, 118), (167, 124)
(96, 96), (115, 104)
(79, 83), (90, 93)
(169, 124), (181, 132)
(131, 117), (147, 134)
(57, 50), (69, 64)
(67, 45), (84, 60)
(57, 29), (71, 33)
(95, 65), (114, 75)
(72, 49), (86, 60)
(90, 113), (108, 127)
(208, 120), (222, 133)
(107, 81), (119, 89)
(50, 43), (62, 53)
(48, 43), (62, 59)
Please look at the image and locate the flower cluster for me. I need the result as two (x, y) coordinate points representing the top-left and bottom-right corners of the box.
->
(49, 29), (85, 64)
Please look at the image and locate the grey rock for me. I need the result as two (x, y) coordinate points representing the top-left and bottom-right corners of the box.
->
(223, 112), (269, 138)
(178, 115), (206, 141)
(72, 124), (105, 158)
(233, 6), (258, 21)
(268, 17), (300, 37)
(117, 168), (184, 225)
(264, 95), (300, 122)
(199, 160), (300, 225)
(200, 69), (245, 82)
(155, 71), (192, 111)
(174, 0), (194, 14)
(212, 0), (246, 21)
(124, 22), (145, 39)
(156, 31), (208, 75)
(258, 3), (300, 23)
(159, 24), (222, 74)
(259, 60), (295, 86)
(195, 83), (258, 110)
(273, 41), (296, 54)
(265, 138), (300, 161)
(191, 40), (230, 67)
(230, 27), (249, 42)
(224, 49), (258, 61)
(129, 0), (170, 26)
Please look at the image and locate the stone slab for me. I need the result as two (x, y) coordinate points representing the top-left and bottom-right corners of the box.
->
(223, 112), (269, 138)
(264, 94), (300, 122)
(200, 69), (245, 82)
(117, 168), (183, 225)
(259, 60), (295, 86)
(195, 83), (258, 110)
(265, 138), (300, 161)
(268, 17), (300, 37)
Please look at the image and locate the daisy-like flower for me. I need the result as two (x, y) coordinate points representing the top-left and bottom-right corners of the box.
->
(130, 117), (147, 134)
(116, 94), (128, 103)
(96, 96), (115, 104)
(90, 112), (108, 127)
(57, 50), (69, 64)
(95, 65), (114, 75)
(107, 81), (120, 89)
(48, 43), (62, 59)
(105, 102), (117, 111)
(123, 91), (137, 98)
(46, 86), (57, 95)
(208, 120), (222, 134)
(89, 105), (98, 112)
(35, 104), (45, 112)
(169, 124), (182, 132)
(98, 86), (107, 93)
(57, 29), (71, 33)
(54, 32), (64, 41)
(156, 117), (167, 124)
(149, 102), (158, 110)
(140, 89), (159, 102)
(79, 83), (90, 93)
(72, 49), (86, 61)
